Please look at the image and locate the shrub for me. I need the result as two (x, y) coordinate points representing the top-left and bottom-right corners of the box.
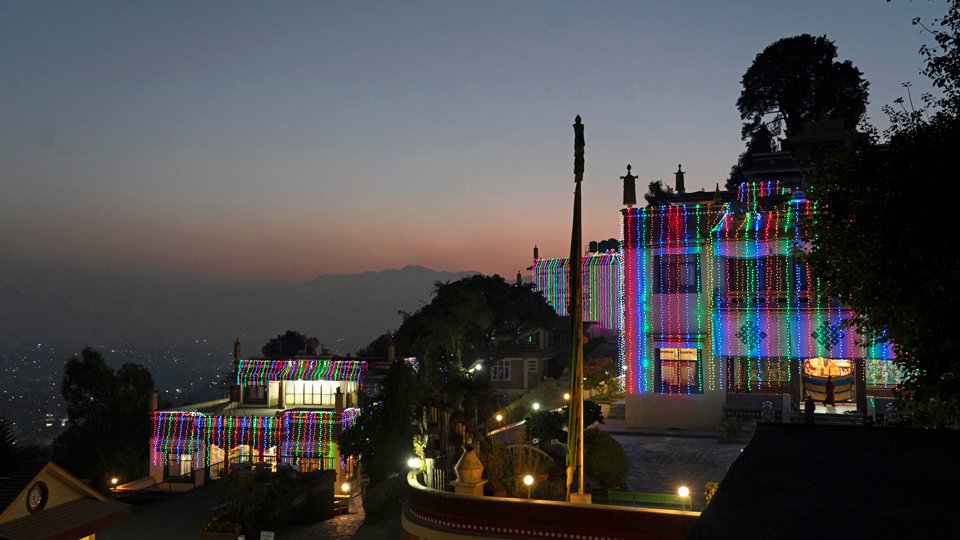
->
(583, 428), (627, 490)
(363, 474), (407, 521)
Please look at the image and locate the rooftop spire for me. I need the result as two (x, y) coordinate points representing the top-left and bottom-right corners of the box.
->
(621, 164), (637, 208)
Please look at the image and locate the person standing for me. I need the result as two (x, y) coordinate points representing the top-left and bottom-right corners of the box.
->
(824, 375), (836, 407)
(804, 394), (816, 424)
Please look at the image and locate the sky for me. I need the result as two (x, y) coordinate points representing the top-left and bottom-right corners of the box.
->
(0, 1), (947, 283)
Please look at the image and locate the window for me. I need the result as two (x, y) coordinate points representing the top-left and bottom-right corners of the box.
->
(491, 360), (511, 381)
(244, 385), (267, 404)
(283, 380), (340, 407)
(725, 256), (790, 294)
(655, 348), (702, 394)
(654, 254), (700, 294)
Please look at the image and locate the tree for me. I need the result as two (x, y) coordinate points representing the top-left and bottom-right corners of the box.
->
(54, 347), (155, 490)
(917, 0), (960, 117)
(0, 417), (20, 477)
(737, 34), (869, 141)
(806, 3), (960, 427)
(337, 359), (420, 486)
(261, 330), (319, 357)
(643, 180), (674, 206)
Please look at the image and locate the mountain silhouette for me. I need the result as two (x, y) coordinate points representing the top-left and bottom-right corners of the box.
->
(0, 262), (477, 355)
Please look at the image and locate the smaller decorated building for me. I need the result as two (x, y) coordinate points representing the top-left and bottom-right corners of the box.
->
(149, 342), (365, 485)
(532, 242), (622, 332)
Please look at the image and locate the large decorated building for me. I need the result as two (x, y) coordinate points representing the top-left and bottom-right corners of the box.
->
(620, 161), (896, 428)
(149, 341), (365, 484)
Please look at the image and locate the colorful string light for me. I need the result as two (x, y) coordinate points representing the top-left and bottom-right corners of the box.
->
(621, 181), (895, 397)
(534, 253), (622, 329)
(236, 358), (366, 385)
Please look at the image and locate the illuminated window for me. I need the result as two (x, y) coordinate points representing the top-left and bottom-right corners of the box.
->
(283, 380), (342, 407)
(654, 254), (700, 294)
(655, 348), (702, 394)
(491, 360), (511, 381)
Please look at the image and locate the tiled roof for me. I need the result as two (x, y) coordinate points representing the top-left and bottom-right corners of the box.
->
(0, 498), (130, 540)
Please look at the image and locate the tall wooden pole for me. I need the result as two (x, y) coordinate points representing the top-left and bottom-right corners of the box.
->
(565, 115), (586, 502)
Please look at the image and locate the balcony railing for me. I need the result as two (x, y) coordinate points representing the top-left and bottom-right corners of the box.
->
(404, 472), (699, 540)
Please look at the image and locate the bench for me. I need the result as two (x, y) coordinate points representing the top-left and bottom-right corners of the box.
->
(607, 490), (690, 510)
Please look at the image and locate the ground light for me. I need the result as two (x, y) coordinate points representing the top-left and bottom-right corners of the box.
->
(563, 392), (570, 401)
(678, 486), (690, 510)
(523, 474), (534, 499)
(495, 414), (503, 423)
(532, 402), (540, 411)
(340, 482), (350, 494)
(110, 477), (119, 487)
(407, 457), (422, 469)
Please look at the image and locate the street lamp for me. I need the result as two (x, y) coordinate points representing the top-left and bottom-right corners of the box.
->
(563, 392), (570, 401)
(523, 474), (534, 499)
(495, 413), (503, 423)
(340, 482), (351, 494)
(110, 477), (119, 487)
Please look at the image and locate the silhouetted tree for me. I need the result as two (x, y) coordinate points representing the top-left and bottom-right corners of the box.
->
(261, 330), (318, 357)
(337, 359), (421, 485)
(806, 3), (960, 427)
(54, 347), (155, 489)
(0, 417), (20, 477)
(737, 34), (869, 141)
(643, 180), (674, 206)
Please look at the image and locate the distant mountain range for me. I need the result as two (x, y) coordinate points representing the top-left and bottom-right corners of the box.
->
(0, 263), (478, 355)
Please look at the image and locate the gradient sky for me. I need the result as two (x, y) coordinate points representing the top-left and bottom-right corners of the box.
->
(0, 1), (946, 283)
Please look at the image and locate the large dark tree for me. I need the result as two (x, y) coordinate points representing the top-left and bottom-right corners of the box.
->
(0, 417), (20, 477)
(54, 347), (155, 490)
(261, 330), (318, 357)
(337, 359), (420, 485)
(737, 34), (869, 140)
(806, 3), (960, 427)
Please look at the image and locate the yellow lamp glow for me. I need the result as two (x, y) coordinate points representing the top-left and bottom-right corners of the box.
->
(340, 482), (351, 493)
(678, 486), (689, 498)
(523, 475), (534, 486)
(495, 414), (503, 422)
(563, 393), (571, 401)
(407, 457), (422, 469)
(110, 477), (119, 486)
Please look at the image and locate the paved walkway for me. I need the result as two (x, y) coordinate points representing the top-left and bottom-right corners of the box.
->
(276, 493), (400, 539)
(612, 434), (745, 510)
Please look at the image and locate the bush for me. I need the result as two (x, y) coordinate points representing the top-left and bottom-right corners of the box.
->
(583, 428), (627, 490)
(363, 474), (408, 521)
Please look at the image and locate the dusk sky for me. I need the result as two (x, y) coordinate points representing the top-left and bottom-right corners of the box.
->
(1, 1), (945, 283)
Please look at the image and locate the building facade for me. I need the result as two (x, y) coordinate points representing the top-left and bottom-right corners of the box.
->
(621, 180), (896, 428)
(149, 346), (365, 485)
(532, 248), (622, 331)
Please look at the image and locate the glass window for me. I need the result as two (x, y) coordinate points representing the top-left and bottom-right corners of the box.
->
(491, 361), (511, 381)
(654, 254), (700, 294)
(656, 348), (702, 394)
(725, 256), (791, 294)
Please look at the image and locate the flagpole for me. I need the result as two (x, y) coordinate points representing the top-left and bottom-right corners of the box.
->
(566, 115), (589, 503)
